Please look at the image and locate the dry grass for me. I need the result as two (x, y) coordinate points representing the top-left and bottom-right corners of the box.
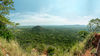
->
(0, 37), (47, 56)
(0, 38), (31, 56)
(0, 33), (93, 56)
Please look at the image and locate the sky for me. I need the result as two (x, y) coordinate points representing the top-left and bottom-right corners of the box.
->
(9, 0), (100, 25)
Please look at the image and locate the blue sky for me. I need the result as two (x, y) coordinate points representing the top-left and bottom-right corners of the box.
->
(10, 0), (100, 25)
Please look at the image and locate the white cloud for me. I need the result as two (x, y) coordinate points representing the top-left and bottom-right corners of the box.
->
(70, 16), (96, 25)
(10, 13), (69, 25)
(9, 12), (95, 26)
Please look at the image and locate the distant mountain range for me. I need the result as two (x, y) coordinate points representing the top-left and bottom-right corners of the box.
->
(16, 25), (87, 29)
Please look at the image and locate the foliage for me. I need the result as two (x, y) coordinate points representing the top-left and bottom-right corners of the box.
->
(0, 0), (96, 56)
(0, 0), (15, 40)
(68, 33), (93, 56)
(0, 0), (14, 15)
(0, 37), (31, 56)
(88, 18), (100, 32)
(0, 15), (14, 41)
(47, 46), (55, 56)
(78, 31), (89, 41)
(91, 48), (96, 54)
(0, 29), (13, 40)
(15, 26), (88, 56)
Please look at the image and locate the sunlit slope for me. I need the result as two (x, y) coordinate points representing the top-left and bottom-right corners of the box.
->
(0, 37), (30, 56)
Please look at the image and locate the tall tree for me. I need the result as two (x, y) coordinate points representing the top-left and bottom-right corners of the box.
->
(88, 18), (100, 32)
(0, 0), (14, 23)
(0, 0), (15, 40)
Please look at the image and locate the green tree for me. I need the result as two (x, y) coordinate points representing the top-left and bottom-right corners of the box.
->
(0, 0), (14, 15)
(78, 31), (88, 38)
(0, 0), (15, 40)
(88, 18), (100, 32)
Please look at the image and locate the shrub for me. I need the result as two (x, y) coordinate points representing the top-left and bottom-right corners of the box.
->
(0, 28), (13, 41)
(47, 46), (55, 56)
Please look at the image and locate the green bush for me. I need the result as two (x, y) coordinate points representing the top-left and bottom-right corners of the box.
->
(47, 46), (55, 56)
(91, 48), (96, 54)
(1, 31), (12, 40)
(0, 25), (13, 41)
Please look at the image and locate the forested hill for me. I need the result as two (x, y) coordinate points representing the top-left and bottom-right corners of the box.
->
(31, 26), (49, 32)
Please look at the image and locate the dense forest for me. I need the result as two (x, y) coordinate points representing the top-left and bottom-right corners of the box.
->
(14, 25), (89, 55)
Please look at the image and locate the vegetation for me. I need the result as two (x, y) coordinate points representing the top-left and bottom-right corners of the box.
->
(88, 18), (100, 32)
(14, 25), (89, 56)
(0, 0), (15, 40)
(0, 0), (100, 56)
(0, 37), (29, 56)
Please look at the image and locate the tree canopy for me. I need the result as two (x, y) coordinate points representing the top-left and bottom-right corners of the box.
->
(0, 0), (15, 40)
(0, 0), (15, 25)
(0, 0), (14, 15)
(88, 18), (100, 32)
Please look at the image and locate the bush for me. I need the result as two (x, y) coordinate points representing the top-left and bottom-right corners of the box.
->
(91, 48), (96, 54)
(0, 29), (13, 41)
(0, 23), (14, 41)
(47, 46), (55, 56)
(78, 31), (89, 38)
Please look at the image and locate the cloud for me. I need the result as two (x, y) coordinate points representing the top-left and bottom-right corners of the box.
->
(9, 12), (95, 26)
(10, 12), (69, 25)
(70, 16), (96, 25)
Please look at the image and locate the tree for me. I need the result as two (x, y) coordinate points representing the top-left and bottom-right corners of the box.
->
(0, 0), (14, 15)
(88, 18), (100, 32)
(0, 0), (14, 25)
(78, 31), (89, 38)
(78, 31), (89, 41)
(0, 0), (14, 24)
(0, 0), (15, 40)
